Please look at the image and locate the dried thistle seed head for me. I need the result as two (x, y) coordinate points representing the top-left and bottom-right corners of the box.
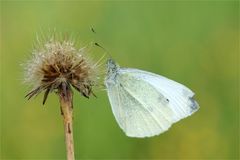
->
(24, 36), (99, 104)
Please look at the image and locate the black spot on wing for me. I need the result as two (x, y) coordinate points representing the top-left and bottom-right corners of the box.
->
(189, 97), (199, 113)
(158, 95), (170, 106)
(120, 83), (123, 87)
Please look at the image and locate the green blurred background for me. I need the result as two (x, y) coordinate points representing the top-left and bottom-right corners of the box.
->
(1, 1), (239, 159)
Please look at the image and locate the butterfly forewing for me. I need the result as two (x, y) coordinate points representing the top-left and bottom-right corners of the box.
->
(120, 68), (199, 122)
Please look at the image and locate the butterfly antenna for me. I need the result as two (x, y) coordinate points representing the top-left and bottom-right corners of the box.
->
(89, 26), (112, 59)
(90, 27), (96, 34)
(94, 42), (112, 59)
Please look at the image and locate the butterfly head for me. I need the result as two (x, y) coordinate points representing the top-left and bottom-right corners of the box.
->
(106, 59), (120, 82)
(107, 58), (119, 72)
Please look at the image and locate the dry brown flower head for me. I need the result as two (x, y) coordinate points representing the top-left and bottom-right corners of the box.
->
(24, 36), (100, 104)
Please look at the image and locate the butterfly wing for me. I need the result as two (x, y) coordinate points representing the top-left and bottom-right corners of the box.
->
(106, 73), (174, 137)
(120, 68), (199, 123)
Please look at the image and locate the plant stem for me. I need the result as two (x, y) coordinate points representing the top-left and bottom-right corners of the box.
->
(59, 83), (75, 160)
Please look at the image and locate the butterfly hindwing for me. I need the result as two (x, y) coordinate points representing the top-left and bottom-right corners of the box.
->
(107, 70), (175, 137)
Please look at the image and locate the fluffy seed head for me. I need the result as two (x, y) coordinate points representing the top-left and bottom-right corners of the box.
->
(24, 36), (99, 104)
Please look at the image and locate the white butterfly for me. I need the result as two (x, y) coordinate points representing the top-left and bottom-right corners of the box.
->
(105, 59), (199, 138)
